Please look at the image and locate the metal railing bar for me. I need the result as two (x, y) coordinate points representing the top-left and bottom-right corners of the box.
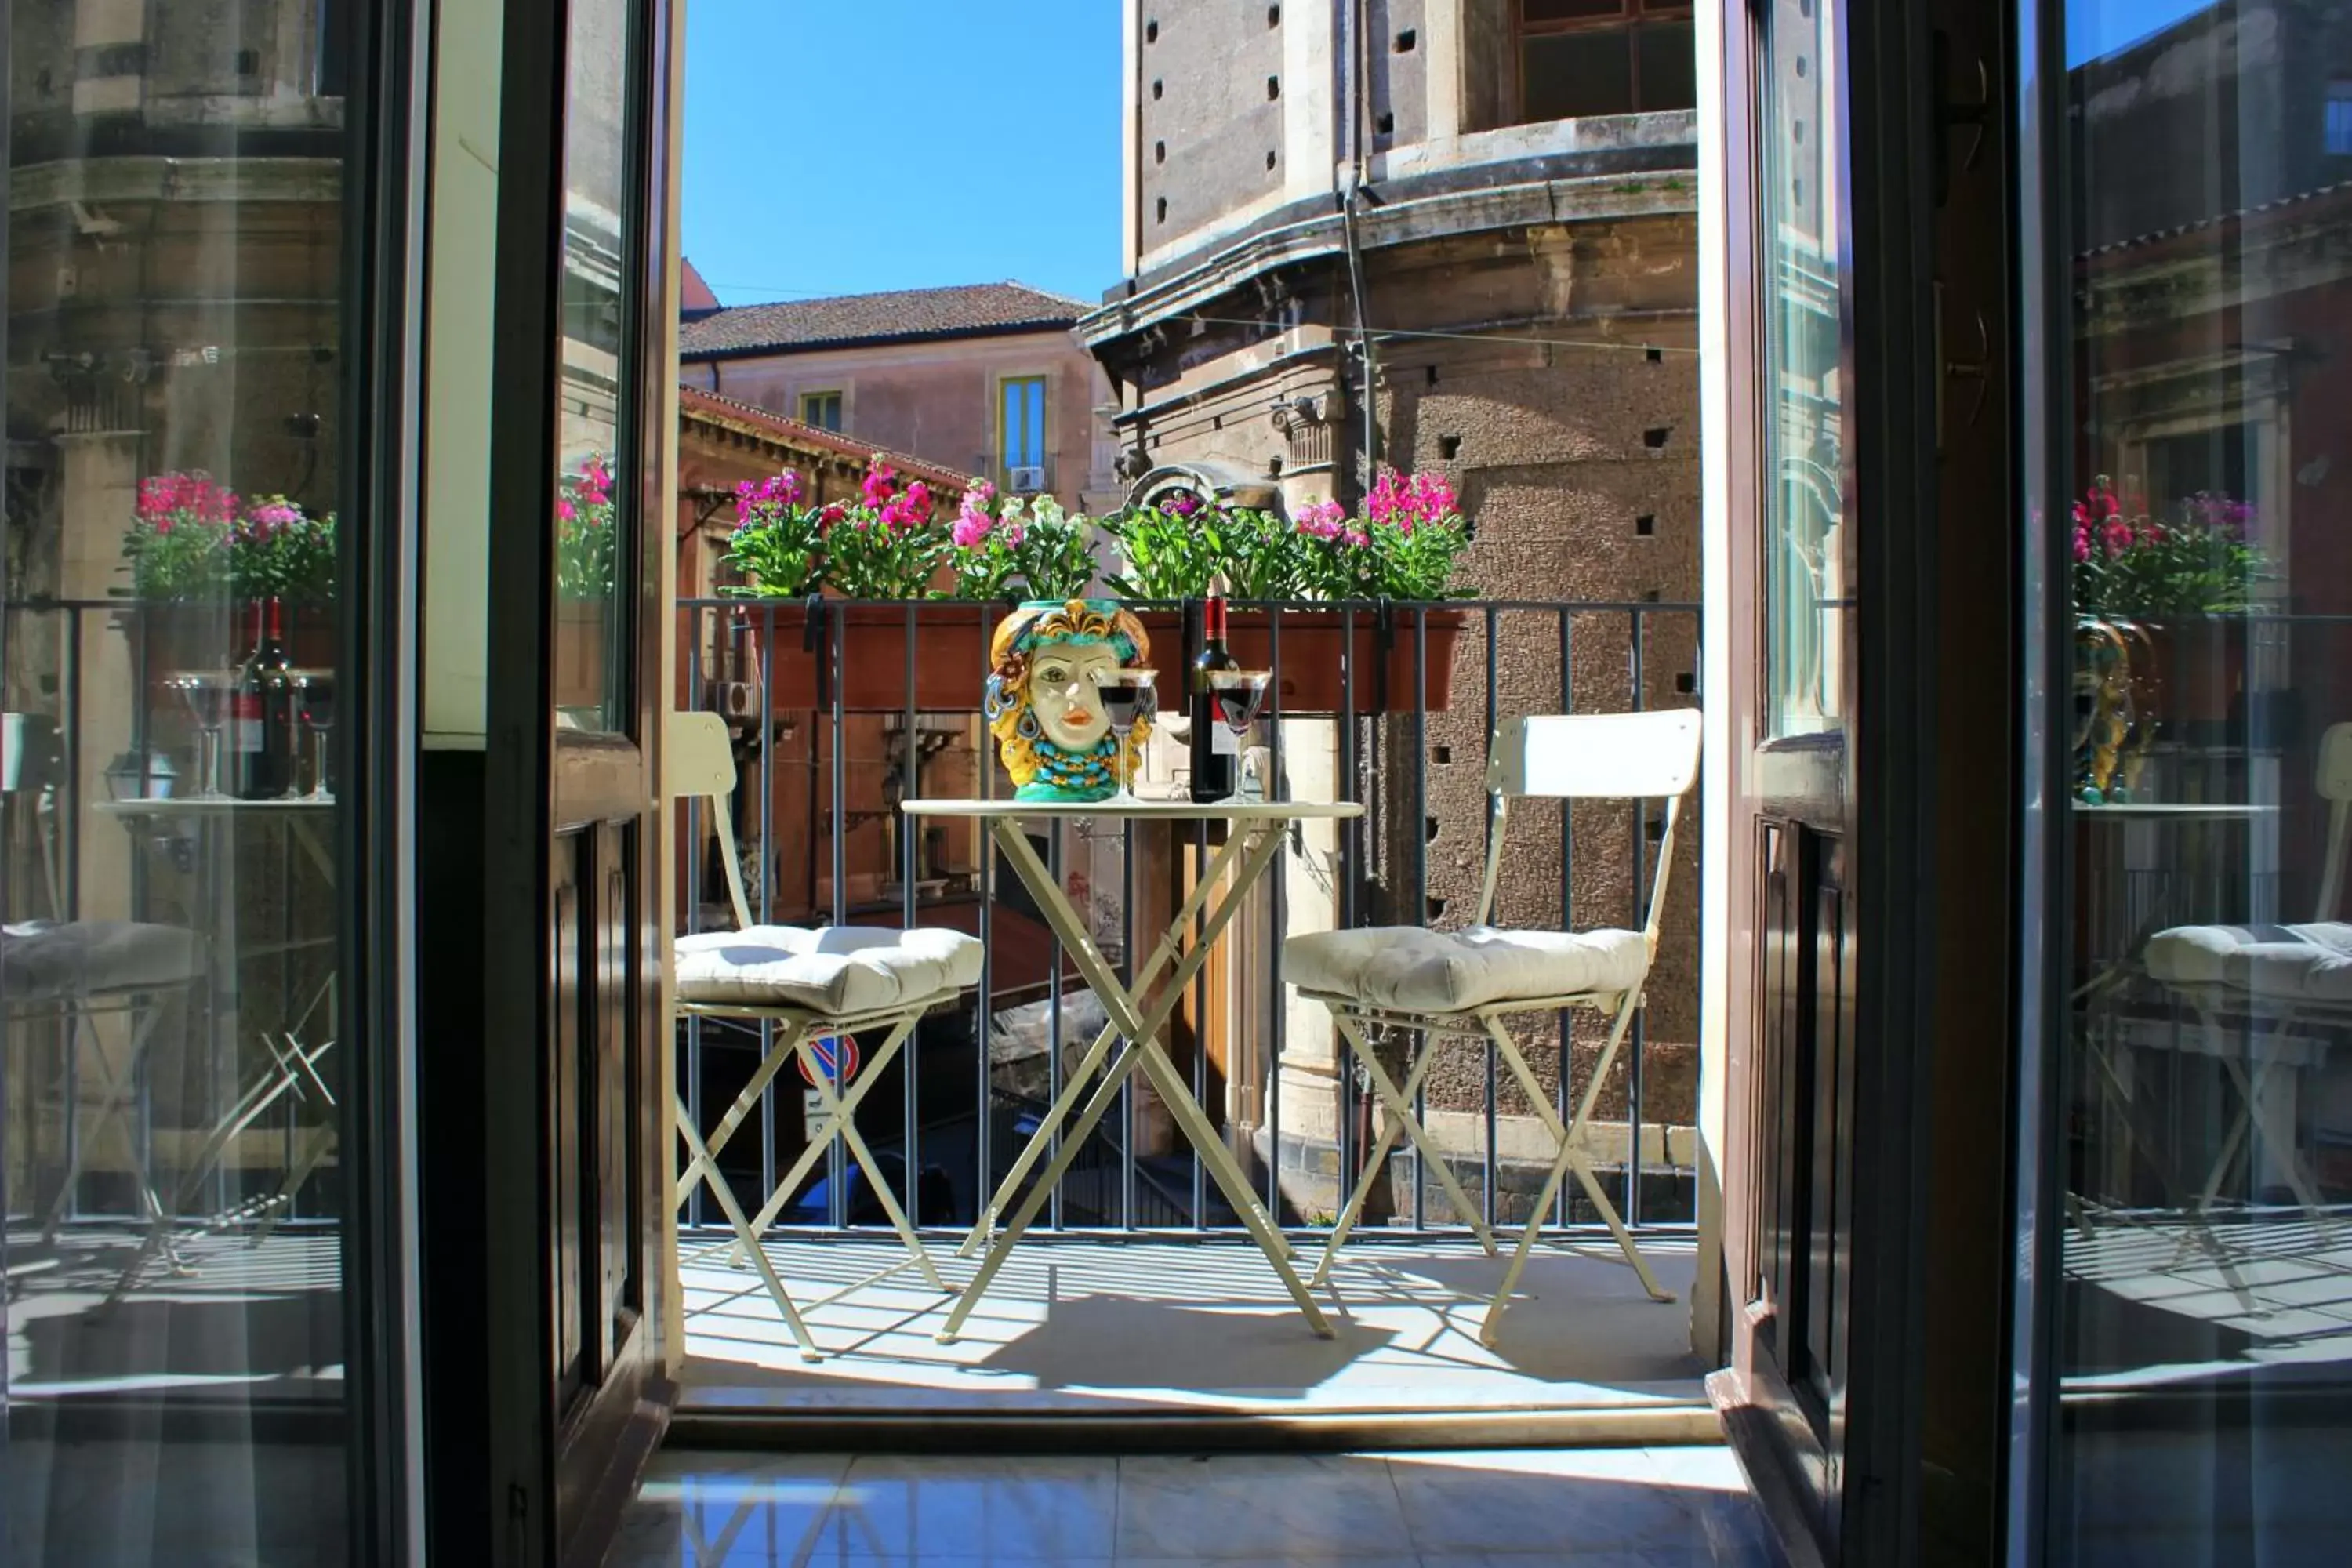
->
(1265, 608), (1286, 1221)
(1483, 604), (1501, 1234)
(827, 603), (847, 1229)
(1411, 605), (1428, 1233)
(757, 602), (778, 1233)
(1627, 607), (1650, 1225)
(1047, 817), (1065, 1232)
(902, 599), (920, 1224)
(1556, 608), (1574, 1230)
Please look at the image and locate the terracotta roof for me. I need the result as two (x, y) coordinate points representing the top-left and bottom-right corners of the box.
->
(677, 383), (968, 491)
(679, 281), (1087, 358)
(681, 257), (721, 317)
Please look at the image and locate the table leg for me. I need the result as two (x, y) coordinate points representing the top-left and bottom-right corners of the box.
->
(675, 1017), (809, 1207)
(945, 824), (1326, 1338)
(1129, 1040), (1333, 1337)
(788, 1024), (946, 1294)
(959, 822), (1265, 1256)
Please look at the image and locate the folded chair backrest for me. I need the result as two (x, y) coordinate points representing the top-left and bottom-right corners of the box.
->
(671, 711), (753, 933)
(1475, 709), (1704, 946)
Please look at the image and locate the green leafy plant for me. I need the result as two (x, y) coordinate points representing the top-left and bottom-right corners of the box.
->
(234, 495), (337, 602)
(947, 481), (1098, 601)
(819, 458), (948, 598)
(2071, 477), (2264, 619)
(720, 469), (828, 598)
(555, 454), (618, 602)
(121, 472), (238, 600)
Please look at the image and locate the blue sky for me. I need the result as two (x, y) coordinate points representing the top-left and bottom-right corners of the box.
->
(682, 1), (1124, 309)
(2067, 0), (2222, 64)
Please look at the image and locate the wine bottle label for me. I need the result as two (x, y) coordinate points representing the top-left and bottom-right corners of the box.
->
(232, 693), (264, 753)
(1212, 723), (1240, 757)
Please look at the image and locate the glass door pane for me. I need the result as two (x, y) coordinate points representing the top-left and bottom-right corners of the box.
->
(556, 0), (641, 732)
(2035, 4), (2352, 1560)
(1, 2), (395, 1559)
(1761, 0), (1844, 738)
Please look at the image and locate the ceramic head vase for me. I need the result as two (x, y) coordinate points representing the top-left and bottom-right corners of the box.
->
(983, 599), (1153, 802)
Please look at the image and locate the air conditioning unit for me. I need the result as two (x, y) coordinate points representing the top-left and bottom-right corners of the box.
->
(1007, 465), (1047, 493)
(713, 681), (759, 720)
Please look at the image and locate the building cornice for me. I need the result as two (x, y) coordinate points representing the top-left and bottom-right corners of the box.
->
(9, 155), (344, 212)
(1080, 151), (1698, 352)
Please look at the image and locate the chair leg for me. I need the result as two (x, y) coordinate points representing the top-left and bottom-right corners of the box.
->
(673, 1089), (822, 1361)
(792, 1022), (947, 1294)
(1479, 995), (1670, 1347)
(1314, 1014), (1495, 1286)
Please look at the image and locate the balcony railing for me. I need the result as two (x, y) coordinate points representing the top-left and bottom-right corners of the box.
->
(676, 594), (1707, 1243)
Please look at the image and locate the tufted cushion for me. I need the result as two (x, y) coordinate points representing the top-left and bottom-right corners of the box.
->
(1285, 924), (1651, 1013)
(2, 920), (204, 1003)
(2147, 922), (2352, 1004)
(673, 924), (982, 1014)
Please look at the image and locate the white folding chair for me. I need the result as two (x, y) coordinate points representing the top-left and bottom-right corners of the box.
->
(1287, 708), (1701, 1345)
(668, 712), (978, 1360)
(2139, 721), (2352, 1235)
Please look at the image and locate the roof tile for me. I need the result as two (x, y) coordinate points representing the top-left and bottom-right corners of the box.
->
(679, 281), (1087, 358)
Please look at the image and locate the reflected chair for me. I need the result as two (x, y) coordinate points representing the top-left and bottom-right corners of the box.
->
(667, 711), (977, 1360)
(1287, 709), (1701, 1345)
(2140, 721), (2352, 1232)
(3, 919), (206, 1280)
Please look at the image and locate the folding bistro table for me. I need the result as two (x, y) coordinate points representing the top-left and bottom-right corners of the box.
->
(899, 796), (1362, 1341)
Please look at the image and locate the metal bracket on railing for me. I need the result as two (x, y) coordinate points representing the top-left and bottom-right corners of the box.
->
(802, 593), (829, 712)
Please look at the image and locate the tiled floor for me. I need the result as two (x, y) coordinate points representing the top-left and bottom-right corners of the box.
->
(681, 1236), (1709, 1420)
(613, 1445), (1776, 1566)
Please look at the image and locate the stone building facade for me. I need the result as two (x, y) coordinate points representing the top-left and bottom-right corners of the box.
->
(677, 281), (1122, 516)
(1080, 2), (1702, 1222)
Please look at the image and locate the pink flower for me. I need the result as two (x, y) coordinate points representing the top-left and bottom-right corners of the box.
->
(818, 503), (848, 530)
(557, 498), (577, 523)
(2101, 519), (2133, 558)
(1294, 499), (1348, 539)
(862, 458), (898, 507)
(953, 516), (990, 547)
(2072, 525), (2092, 564)
(966, 477), (996, 507)
(905, 481), (933, 521)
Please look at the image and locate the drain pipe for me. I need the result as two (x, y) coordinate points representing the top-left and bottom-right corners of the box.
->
(1341, 0), (1380, 499)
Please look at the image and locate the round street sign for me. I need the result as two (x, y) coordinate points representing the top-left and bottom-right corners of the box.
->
(798, 1033), (861, 1087)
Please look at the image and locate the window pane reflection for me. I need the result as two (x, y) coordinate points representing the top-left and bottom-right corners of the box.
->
(1761, 0), (1842, 737)
(555, 0), (637, 728)
(2, 2), (358, 1560)
(2055, 3), (2352, 1559)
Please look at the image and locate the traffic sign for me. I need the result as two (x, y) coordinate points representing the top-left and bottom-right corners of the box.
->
(797, 1033), (861, 1087)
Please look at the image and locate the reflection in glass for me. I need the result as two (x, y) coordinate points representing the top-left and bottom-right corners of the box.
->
(1, 2), (355, 1561)
(1761, 0), (1843, 736)
(556, 0), (637, 730)
(2049, 3), (2352, 1560)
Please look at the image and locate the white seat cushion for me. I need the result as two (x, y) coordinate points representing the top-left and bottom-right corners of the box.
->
(2147, 922), (2352, 1004)
(2, 920), (203, 1002)
(1284, 924), (1650, 1013)
(674, 925), (982, 1014)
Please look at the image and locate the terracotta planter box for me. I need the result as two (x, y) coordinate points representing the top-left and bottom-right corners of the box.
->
(1133, 608), (1465, 715)
(719, 602), (997, 713)
(2142, 618), (2247, 730)
(119, 601), (336, 692)
(553, 600), (608, 711)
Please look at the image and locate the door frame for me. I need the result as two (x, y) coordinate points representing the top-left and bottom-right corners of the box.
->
(476, 0), (681, 1559)
(1704, 0), (1964, 1562)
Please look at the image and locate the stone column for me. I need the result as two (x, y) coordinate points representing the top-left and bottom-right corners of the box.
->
(1265, 717), (1347, 1218)
(56, 430), (143, 924)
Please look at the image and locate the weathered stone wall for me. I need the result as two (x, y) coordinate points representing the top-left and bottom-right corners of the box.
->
(1138, 0), (1288, 245)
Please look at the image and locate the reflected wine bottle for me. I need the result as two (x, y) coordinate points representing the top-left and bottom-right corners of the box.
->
(233, 598), (295, 799)
(1189, 573), (1239, 803)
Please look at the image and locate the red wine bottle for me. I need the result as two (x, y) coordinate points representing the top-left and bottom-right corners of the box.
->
(1189, 574), (1239, 802)
(234, 599), (295, 799)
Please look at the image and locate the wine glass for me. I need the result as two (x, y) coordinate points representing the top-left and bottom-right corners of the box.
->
(1208, 669), (1272, 800)
(172, 670), (232, 800)
(295, 671), (336, 803)
(1091, 667), (1157, 804)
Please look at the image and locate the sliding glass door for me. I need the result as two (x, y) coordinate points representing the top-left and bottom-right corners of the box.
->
(2018, 2), (2352, 1561)
(1, 1), (423, 1561)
